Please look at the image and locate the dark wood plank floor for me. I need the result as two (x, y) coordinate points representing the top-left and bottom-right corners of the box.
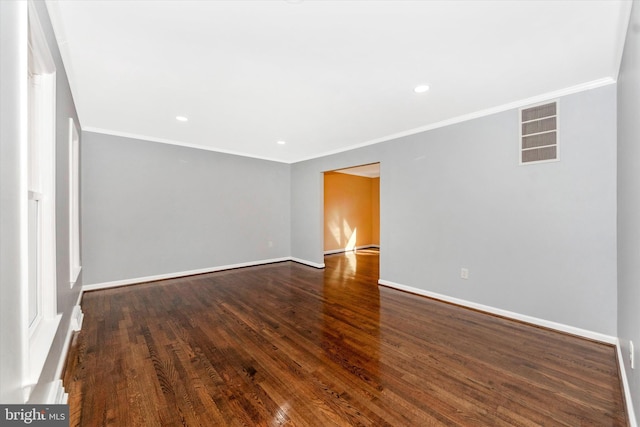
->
(63, 250), (628, 426)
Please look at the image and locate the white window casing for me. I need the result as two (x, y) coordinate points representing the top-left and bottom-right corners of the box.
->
(69, 118), (81, 286)
(24, 1), (61, 400)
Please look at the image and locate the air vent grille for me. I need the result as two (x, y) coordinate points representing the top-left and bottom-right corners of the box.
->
(520, 102), (558, 164)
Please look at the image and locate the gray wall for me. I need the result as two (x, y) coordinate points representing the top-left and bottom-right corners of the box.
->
(81, 132), (291, 285)
(0, 0), (625, 411)
(292, 85), (618, 336)
(617, 0), (640, 421)
(0, 1), (82, 403)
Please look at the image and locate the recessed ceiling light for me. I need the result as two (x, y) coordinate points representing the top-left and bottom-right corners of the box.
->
(414, 85), (430, 94)
(176, 115), (188, 122)
(277, 140), (286, 145)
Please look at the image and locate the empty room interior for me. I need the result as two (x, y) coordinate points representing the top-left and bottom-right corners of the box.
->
(2, 0), (640, 425)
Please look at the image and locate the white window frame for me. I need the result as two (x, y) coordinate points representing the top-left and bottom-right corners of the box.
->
(68, 118), (81, 286)
(23, 1), (61, 399)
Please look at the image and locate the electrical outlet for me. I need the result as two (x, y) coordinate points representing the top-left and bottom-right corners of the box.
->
(631, 341), (635, 370)
(460, 268), (469, 279)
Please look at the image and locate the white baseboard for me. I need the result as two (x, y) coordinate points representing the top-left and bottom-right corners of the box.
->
(66, 263), (638, 423)
(616, 339), (638, 427)
(54, 292), (84, 381)
(83, 257), (293, 291)
(377, 279), (639, 422)
(290, 257), (325, 269)
(324, 245), (380, 255)
(70, 304), (84, 332)
(44, 380), (68, 404)
(378, 279), (617, 345)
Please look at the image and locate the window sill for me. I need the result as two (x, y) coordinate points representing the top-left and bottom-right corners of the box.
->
(25, 313), (62, 400)
(70, 265), (82, 287)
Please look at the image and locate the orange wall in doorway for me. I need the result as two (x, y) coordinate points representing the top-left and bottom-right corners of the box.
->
(371, 177), (380, 246)
(324, 172), (380, 252)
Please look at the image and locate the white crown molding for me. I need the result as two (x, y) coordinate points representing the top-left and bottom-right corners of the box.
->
(613, 1), (634, 82)
(292, 77), (616, 163)
(82, 127), (288, 164)
(82, 78), (615, 165)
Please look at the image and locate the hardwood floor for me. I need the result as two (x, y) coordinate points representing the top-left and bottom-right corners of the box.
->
(63, 250), (628, 426)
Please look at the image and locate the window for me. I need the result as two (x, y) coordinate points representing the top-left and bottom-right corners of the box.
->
(69, 118), (81, 286)
(520, 101), (559, 165)
(24, 1), (61, 397)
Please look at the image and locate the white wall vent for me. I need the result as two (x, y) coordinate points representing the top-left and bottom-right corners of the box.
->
(520, 101), (558, 165)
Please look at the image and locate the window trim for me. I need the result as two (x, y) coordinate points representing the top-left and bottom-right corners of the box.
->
(23, 1), (61, 399)
(68, 118), (81, 286)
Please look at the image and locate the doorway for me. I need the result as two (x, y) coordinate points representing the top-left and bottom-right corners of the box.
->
(323, 163), (380, 255)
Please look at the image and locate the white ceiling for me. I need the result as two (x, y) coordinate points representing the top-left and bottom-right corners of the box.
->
(46, 0), (631, 164)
